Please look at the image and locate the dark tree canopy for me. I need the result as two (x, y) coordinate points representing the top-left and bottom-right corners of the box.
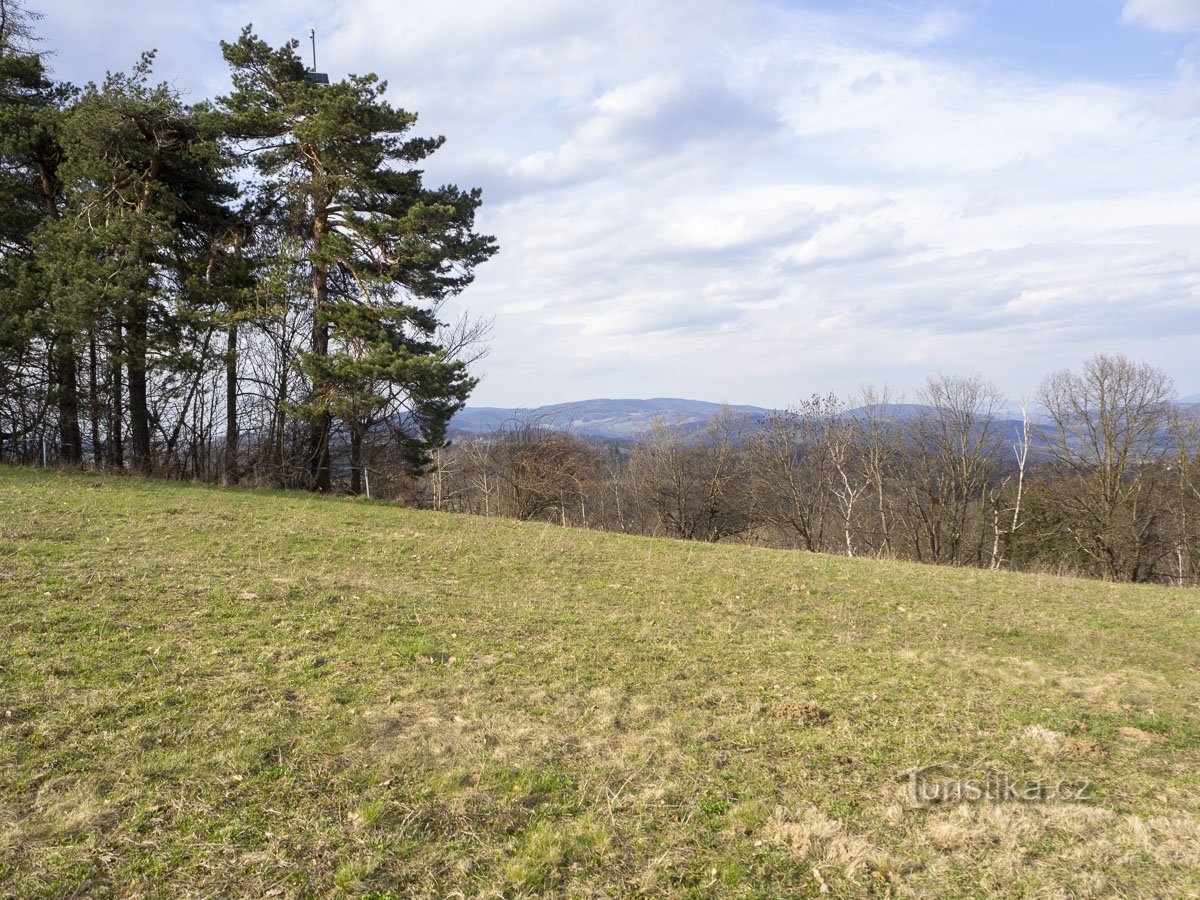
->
(0, 11), (496, 490)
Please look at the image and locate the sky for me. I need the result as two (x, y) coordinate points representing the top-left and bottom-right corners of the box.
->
(27, 0), (1200, 408)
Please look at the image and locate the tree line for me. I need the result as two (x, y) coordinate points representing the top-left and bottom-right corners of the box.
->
(0, 1), (496, 489)
(423, 357), (1200, 586)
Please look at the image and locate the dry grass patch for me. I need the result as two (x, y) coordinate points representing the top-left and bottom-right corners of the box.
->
(1116, 725), (1165, 745)
(769, 699), (831, 725)
(759, 805), (886, 882)
(1121, 813), (1200, 866)
(1016, 724), (1106, 761)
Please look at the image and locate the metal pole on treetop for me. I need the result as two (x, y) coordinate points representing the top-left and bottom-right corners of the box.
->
(304, 30), (329, 84)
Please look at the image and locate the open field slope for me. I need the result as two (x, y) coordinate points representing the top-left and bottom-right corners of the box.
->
(1, 468), (1199, 898)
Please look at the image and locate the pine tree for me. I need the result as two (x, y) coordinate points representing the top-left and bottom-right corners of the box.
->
(0, 0), (77, 460)
(219, 28), (497, 491)
(37, 53), (233, 472)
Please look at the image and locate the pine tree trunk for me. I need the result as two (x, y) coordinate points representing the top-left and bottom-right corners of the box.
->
(88, 331), (102, 467)
(223, 320), (239, 485)
(126, 300), (151, 473)
(309, 308), (331, 490)
(54, 337), (83, 464)
(110, 324), (124, 468)
(309, 215), (332, 492)
(350, 426), (362, 495)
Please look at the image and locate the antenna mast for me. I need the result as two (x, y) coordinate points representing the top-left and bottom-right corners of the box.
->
(304, 28), (329, 84)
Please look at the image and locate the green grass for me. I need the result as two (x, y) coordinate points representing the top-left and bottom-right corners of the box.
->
(1, 466), (1198, 897)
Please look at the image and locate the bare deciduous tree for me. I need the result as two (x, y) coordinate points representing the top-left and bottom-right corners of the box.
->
(856, 384), (902, 558)
(632, 407), (755, 542)
(492, 417), (596, 522)
(1039, 353), (1175, 581)
(907, 373), (1004, 565)
(749, 399), (836, 551)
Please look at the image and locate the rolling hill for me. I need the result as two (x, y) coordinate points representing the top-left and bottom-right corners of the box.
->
(449, 397), (774, 438)
(448, 397), (1038, 444)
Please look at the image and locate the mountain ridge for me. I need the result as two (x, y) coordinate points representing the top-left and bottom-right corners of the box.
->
(450, 397), (994, 439)
(450, 395), (1200, 440)
(450, 397), (767, 438)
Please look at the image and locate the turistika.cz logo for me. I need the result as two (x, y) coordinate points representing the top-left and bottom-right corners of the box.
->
(901, 764), (1093, 808)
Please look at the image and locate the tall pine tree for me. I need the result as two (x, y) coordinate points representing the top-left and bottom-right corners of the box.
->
(219, 28), (496, 491)
(0, 0), (76, 460)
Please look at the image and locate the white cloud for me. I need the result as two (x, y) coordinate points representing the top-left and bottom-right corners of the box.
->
(1121, 0), (1200, 32)
(27, 0), (1200, 405)
(910, 6), (971, 45)
(779, 211), (917, 270)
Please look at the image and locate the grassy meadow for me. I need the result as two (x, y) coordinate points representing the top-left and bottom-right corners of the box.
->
(1, 466), (1198, 897)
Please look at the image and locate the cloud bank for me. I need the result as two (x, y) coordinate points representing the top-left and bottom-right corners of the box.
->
(30, 0), (1200, 406)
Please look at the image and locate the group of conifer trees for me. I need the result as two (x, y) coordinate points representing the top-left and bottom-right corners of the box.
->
(0, 1), (497, 489)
